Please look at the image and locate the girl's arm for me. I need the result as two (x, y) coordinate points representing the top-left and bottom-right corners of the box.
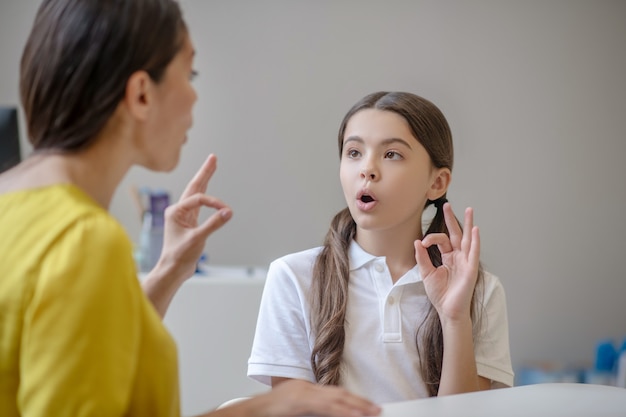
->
(438, 316), (492, 394)
(414, 203), (489, 395)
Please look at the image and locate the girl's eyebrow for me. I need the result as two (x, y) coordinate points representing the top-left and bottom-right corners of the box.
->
(344, 136), (413, 149)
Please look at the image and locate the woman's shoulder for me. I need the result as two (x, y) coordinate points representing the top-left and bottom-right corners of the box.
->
(1, 183), (103, 214)
(1, 184), (130, 263)
(1, 185), (137, 315)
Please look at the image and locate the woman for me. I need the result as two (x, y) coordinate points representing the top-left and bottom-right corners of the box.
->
(0, 1), (381, 416)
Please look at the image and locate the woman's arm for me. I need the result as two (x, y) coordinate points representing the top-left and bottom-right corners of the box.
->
(200, 379), (380, 417)
(20, 219), (141, 416)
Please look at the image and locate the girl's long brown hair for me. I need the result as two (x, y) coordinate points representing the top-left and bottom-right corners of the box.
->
(309, 91), (484, 396)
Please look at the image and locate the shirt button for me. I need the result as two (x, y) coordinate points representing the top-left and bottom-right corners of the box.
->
(388, 296), (395, 305)
(375, 264), (384, 273)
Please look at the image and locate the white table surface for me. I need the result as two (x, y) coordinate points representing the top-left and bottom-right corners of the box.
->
(379, 383), (626, 417)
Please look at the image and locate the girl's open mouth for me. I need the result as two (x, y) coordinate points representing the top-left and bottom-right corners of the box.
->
(356, 191), (378, 211)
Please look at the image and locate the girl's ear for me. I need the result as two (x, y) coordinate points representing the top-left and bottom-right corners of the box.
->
(426, 167), (451, 201)
(123, 70), (153, 122)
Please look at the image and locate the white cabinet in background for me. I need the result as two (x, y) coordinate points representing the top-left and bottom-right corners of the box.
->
(161, 266), (270, 415)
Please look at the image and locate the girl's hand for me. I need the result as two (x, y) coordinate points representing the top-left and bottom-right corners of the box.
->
(414, 203), (480, 323)
(156, 154), (232, 281)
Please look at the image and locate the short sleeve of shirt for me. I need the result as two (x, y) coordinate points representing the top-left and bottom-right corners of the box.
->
(474, 272), (515, 388)
(19, 214), (141, 416)
(247, 256), (317, 385)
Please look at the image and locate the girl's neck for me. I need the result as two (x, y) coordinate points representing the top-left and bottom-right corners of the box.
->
(355, 224), (422, 282)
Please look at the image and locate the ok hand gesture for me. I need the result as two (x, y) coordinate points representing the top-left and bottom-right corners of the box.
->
(413, 203), (480, 323)
(144, 154), (233, 317)
(159, 154), (232, 280)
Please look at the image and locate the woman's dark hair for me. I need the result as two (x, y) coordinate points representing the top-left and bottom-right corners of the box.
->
(20, 0), (187, 151)
(309, 91), (484, 396)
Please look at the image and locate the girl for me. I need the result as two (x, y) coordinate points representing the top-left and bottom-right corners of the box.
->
(0, 1), (380, 416)
(248, 91), (514, 403)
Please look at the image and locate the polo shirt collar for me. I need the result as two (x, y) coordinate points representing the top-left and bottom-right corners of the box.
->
(348, 239), (423, 284)
(348, 239), (377, 271)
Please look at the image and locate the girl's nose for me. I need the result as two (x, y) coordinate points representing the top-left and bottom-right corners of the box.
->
(360, 167), (377, 181)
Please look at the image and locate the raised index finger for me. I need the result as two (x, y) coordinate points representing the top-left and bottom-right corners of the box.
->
(180, 154), (217, 202)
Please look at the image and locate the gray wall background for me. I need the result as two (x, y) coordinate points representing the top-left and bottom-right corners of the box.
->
(2, 0), (625, 377)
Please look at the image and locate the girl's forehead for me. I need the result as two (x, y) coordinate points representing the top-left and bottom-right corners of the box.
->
(344, 109), (413, 139)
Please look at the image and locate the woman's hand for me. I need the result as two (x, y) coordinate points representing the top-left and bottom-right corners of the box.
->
(156, 154), (232, 279)
(143, 154), (232, 317)
(210, 380), (381, 417)
(265, 380), (381, 417)
(414, 203), (480, 323)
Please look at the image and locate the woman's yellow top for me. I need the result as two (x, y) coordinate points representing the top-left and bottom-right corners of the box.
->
(0, 184), (180, 416)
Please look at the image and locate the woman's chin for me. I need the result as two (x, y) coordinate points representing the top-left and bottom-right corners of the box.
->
(138, 155), (180, 173)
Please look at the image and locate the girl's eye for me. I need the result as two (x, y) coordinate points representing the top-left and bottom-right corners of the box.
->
(385, 150), (402, 160)
(190, 70), (199, 81)
(346, 149), (361, 158)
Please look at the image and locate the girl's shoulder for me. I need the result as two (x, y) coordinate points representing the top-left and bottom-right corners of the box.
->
(267, 246), (324, 283)
(275, 246), (323, 264)
(478, 269), (509, 302)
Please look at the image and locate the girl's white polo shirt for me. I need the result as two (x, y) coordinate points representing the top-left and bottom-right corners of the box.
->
(248, 240), (514, 403)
